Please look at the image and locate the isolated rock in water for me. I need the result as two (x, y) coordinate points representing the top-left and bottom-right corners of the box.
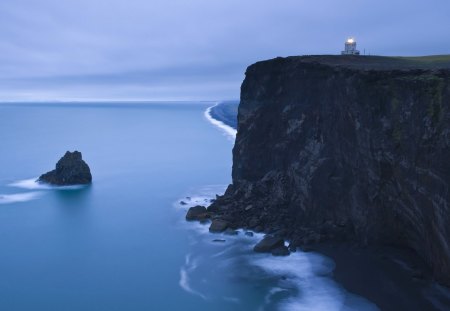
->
(186, 205), (208, 221)
(254, 236), (285, 253)
(38, 151), (92, 185)
(209, 220), (228, 233)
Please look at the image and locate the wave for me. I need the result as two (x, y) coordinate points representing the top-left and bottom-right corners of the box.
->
(9, 178), (86, 190)
(204, 103), (237, 141)
(179, 254), (208, 300)
(175, 185), (228, 237)
(175, 184), (227, 210)
(0, 192), (42, 204)
(177, 185), (379, 311)
(9, 178), (52, 190)
(248, 244), (379, 311)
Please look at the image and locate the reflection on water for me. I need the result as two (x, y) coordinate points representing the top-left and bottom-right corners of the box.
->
(52, 184), (92, 201)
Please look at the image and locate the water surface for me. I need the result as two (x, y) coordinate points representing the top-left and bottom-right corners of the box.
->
(0, 102), (377, 311)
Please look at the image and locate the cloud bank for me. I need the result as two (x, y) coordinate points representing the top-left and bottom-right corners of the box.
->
(1, 0), (449, 101)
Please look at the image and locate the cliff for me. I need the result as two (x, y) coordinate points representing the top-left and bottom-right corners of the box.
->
(210, 55), (450, 286)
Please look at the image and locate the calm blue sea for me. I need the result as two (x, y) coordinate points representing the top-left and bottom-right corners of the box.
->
(0, 102), (378, 311)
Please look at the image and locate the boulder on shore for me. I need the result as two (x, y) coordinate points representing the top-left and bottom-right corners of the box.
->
(224, 228), (239, 235)
(254, 236), (285, 253)
(271, 246), (290, 256)
(38, 151), (92, 186)
(209, 220), (228, 233)
(186, 205), (208, 221)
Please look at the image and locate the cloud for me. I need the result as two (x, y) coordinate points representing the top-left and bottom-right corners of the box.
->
(0, 0), (449, 101)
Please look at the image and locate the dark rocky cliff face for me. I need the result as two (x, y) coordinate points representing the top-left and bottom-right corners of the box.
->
(210, 55), (450, 286)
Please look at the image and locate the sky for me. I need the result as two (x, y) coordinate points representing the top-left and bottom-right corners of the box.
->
(0, 0), (449, 101)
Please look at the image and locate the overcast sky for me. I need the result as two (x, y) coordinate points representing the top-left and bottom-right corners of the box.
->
(1, 0), (449, 101)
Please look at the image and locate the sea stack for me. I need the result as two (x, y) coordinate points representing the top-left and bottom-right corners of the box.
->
(38, 151), (92, 185)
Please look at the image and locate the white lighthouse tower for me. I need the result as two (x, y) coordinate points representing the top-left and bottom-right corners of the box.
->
(341, 37), (360, 55)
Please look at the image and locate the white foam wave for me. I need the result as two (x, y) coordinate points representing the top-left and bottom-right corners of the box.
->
(259, 287), (288, 310)
(178, 195), (213, 209)
(0, 192), (42, 204)
(204, 103), (237, 141)
(178, 185), (377, 310)
(175, 185), (228, 237)
(252, 252), (379, 311)
(179, 254), (208, 300)
(9, 178), (86, 190)
(175, 185), (227, 210)
(9, 178), (52, 190)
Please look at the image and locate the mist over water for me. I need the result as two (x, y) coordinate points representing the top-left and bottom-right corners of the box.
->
(0, 102), (377, 310)
(177, 186), (379, 311)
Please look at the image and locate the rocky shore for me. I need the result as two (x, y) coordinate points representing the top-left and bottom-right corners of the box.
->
(188, 56), (450, 310)
(186, 199), (450, 310)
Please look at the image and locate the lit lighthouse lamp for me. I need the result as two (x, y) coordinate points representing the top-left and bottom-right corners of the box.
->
(341, 37), (360, 55)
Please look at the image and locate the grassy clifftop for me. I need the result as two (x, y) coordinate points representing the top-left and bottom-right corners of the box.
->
(253, 55), (450, 71)
(394, 55), (450, 68)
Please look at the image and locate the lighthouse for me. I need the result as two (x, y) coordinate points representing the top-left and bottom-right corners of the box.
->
(341, 38), (360, 55)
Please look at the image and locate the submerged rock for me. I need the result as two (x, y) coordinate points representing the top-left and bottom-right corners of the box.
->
(186, 205), (208, 221)
(253, 236), (285, 253)
(271, 246), (290, 256)
(224, 228), (239, 235)
(38, 151), (92, 186)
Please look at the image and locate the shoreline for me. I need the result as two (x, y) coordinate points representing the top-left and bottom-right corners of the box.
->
(204, 102), (237, 141)
(187, 200), (450, 311)
(203, 101), (450, 311)
(180, 191), (380, 311)
(310, 243), (450, 311)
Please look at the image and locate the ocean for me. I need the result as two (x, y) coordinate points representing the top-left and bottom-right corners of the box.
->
(0, 102), (378, 311)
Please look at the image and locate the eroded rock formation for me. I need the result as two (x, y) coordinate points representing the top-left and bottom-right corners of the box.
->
(38, 151), (92, 185)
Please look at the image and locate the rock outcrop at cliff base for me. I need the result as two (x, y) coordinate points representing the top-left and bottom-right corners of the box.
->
(209, 55), (450, 286)
(38, 151), (92, 185)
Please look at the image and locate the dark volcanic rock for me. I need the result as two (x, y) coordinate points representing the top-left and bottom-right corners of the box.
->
(186, 205), (208, 221)
(209, 220), (228, 233)
(210, 55), (450, 286)
(271, 246), (290, 256)
(224, 228), (239, 235)
(38, 151), (92, 186)
(253, 236), (285, 253)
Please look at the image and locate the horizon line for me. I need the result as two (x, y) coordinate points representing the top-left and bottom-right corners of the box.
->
(0, 99), (240, 104)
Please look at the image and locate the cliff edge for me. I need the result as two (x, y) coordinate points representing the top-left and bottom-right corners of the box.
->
(210, 55), (450, 286)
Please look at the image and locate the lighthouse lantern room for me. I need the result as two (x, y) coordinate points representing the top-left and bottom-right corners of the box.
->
(341, 38), (360, 55)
